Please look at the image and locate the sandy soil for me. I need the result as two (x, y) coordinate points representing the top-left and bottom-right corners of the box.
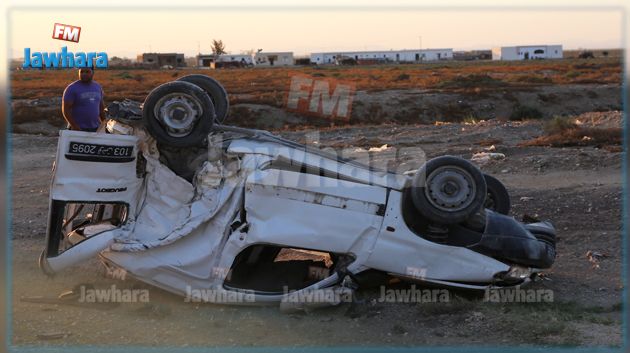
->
(9, 111), (623, 348)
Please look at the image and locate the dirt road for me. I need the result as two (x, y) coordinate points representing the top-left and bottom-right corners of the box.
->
(10, 113), (623, 347)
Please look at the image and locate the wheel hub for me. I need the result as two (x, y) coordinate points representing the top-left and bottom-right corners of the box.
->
(442, 181), (459, 196)
(153, 93), (203, 137)
(425, 166), (476, 212)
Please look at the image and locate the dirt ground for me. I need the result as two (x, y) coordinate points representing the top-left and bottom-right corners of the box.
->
(10, 58), (623, 131)
(9, 110), (623, 348)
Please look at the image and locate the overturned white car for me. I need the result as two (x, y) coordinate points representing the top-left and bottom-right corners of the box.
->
(40, 76), (556, 304)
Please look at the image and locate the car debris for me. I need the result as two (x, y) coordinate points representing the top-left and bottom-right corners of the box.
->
(585, 250), (608, 269)
(105, 99), (143, 124)
(39, 75), (557, 307)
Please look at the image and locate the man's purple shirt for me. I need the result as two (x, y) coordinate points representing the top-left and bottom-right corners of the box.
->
(62, 80), (103, 130)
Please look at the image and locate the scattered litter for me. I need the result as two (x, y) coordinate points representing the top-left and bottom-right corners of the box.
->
(58, 289), (78, 300)
(368, 144), (389, 152)
(484, 145), (496, 152)
(519, 197), (534, 202)
(471, 152), (505, 165)
(585, 250), (608, 269)
(20, 293), (119, 310)
(37, 332), (71, 340)
(354, 144), (390, 153)
(534, 272), (552, 281)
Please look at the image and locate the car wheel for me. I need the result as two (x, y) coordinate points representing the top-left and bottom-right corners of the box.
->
(177, 75), (229, 123)
(483, 174), (511, 215)
(143, 81), (215, 147)
(411, 156), (487, 224)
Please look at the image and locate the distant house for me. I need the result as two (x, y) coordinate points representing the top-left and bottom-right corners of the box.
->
(219, 54), (254, 65)
(197, 54), (254, 68)
(137, 53), (186, 68)
(492, 45), (563, 60)
(196, 54), (215, 68)
(254, 52), (294, 66)
(310, 49), (453, 65)
(196, 52), (292, 68)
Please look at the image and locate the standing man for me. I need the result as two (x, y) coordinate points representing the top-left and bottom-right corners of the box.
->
(62, 67), (105, 132)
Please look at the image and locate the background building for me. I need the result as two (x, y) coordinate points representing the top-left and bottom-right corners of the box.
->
(196, 54), (254, 68)
(254, 52), (294, 66)
(310, 49), (453, 65)
(196, 52), (294, 68)
(492, 45), (563, 60)
(137, 53), (186, 68)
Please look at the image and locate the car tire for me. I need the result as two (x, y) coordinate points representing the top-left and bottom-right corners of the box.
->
(483, 174), (511, 215)
(177, 75), (229, 123)
(411, 156), (487, 225)
(143, 81), (215, 148)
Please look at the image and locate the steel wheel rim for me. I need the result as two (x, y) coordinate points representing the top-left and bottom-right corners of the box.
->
(153, 93), (203, 137)
(424, 165), (476, 212)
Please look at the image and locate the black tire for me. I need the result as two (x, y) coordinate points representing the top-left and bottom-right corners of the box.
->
(483, 174), (511, 215)
(143, 81), (215, 148)
(411, 156), (487, 224)
(177, 75), (229, 123)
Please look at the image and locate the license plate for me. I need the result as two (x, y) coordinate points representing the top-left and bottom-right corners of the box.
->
(66, 142), (135, 162)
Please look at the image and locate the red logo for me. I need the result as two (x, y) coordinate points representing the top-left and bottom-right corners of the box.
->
(52, 23), (81, 43)
(285, 75), (355, 120)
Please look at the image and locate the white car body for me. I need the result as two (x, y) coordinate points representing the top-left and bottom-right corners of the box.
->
(41, 125), (543, 305)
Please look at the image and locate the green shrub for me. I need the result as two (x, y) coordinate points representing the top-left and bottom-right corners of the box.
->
(544, 116), (577, 134)
(515, 75), (552, 84)
(438, 74), (505, 88)
(510, 105), (543, 120)
(393, 73), (410, 81)
(565, 71), (580, 78)
(115, 71), (133, 79)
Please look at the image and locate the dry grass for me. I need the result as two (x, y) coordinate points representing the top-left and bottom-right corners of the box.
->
(522, 116), (622, 147)
(10, 57), (622, 102)
(544, 116), (578, 134)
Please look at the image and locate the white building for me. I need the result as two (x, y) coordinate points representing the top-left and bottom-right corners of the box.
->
(217, 54), (254, 65)
(254, 52), (294, 66)
(492, 45), (563, 60)
(196, 53), (254, 67)
(197, 52), (294, 67)
(310, 49), (453, 65)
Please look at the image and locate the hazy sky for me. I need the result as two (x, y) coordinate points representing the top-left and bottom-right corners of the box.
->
(9, 7), (624, 59)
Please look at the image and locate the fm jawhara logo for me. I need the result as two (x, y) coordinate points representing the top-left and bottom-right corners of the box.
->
(23, 23), (108, 69)
(52, 23), (81, 43)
